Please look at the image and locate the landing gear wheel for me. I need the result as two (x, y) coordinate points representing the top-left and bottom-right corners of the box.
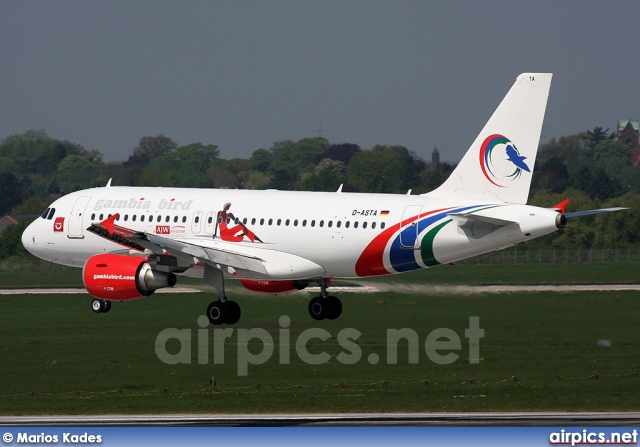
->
(326, 296), (342, 320)
(102, 300), (112, 313)
(308, 296), (329, 320)
(207, 301), (227, 325)
(225, 301), (241, 325)
(91, 298), (107, 313)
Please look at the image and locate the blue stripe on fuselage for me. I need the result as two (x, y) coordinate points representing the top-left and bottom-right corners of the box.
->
(389, 205), (482, 272)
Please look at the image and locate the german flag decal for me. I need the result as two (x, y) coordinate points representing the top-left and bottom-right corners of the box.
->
(380, 210), (390, 216)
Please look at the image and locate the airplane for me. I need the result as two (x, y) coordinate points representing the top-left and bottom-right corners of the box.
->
(21, 73), (626, 325)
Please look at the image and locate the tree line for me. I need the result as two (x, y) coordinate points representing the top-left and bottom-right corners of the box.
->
(1, 126), (639, 259)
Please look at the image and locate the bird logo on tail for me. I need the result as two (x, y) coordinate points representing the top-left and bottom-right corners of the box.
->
(479, 134), (530, 187)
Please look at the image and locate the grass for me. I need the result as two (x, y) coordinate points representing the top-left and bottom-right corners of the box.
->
(2, 261), (640, 289)
(1, 288), (639, 414)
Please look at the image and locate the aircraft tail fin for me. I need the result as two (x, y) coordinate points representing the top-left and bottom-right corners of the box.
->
(425, 73), (552, 204)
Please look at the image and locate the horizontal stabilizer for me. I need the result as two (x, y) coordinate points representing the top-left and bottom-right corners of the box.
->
(565, 207), (628, 218)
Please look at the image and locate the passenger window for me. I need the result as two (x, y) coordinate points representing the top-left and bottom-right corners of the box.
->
(174, 216), (178, 223)
(294, 219), (298, 227)
(260, 218), (264, 225)
(116, 215), (120, 221)
(166, 216), (170, 223)
(132, 215), (137, 222)
(320, 220), (325, 228)
(252, 218), (257, 225)
(235, 217), (239, 224)
(381, 222), (386, 229)
(311, 220), (315, 227)
(372, 222), (376, 229)
(268, 218), (273, 225)
(243, 218), (247, 224)
(124, 215), (129, 222)
(141, 215), (145, 222)
(277, 219), (282, 226)
(91, 213), (95, 220)
(345, 221), (350, 228)
(354, 221), (359, 229)
(327, 221), (332, 228)
(99, 214), (103, 220)
(363, 222), (367, 229)
(302, 219), (307, 227)
(208, 216), (213, 224)
(218, 216), (223, 224)
(182, 216), (187, 223)
(337, 221), (342, 228)
(195, 216), (200, 223)
(285, 219), (290, 226)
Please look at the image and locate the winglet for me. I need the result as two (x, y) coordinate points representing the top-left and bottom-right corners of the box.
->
(100, 213), (120, 235)
(553, 199), (570, 214)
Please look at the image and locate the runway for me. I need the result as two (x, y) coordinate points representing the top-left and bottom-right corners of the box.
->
(1, 412), (639, 427)
(2, 283), (640, 295)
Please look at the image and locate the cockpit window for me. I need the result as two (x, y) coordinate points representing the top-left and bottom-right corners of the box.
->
(40, 208), (51, 219)
(47, 208), (56, 220)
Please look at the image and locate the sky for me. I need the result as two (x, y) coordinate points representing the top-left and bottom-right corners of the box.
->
(1, 0), (639, 164)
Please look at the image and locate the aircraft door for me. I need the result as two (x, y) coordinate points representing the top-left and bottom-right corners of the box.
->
(68, 196), (92, 238)
(192, 211), (203, 234)
(204, 211), (216, 234)
(400, 205), (422, 249)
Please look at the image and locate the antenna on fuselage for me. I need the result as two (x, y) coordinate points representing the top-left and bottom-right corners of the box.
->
(106, 178), (112, 187)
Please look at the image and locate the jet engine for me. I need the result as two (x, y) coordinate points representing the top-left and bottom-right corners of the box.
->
(240, 279), (309, 294)
(83, 253), (176, 301)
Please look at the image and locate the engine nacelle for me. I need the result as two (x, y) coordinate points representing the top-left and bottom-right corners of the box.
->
(83, 254), (176, 301)
(240, 279), (309, 294)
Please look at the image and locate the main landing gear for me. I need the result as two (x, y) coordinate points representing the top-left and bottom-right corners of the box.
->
(91, 298), (112, 313)
(308, 278), (342, 321)
(206, 299), (241, 325)
(204, 265), (343, 324)
(204, 264), (242, 325)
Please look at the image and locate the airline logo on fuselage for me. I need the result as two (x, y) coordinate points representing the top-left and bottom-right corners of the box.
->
(53, 217), (65, 232)
(156, 226), (170, 235)
(93, 198), (193, 212)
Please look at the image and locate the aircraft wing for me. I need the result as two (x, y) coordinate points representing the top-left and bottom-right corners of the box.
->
(86, 215), (268, 275)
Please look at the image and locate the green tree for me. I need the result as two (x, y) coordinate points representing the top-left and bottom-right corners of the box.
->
(126, 135), (178, 167)
(0, 129), (88, 176)
(347, 150), (403, 193)
(583, 126), (615, 149)
(0, 173), (25, 215)
(250, 148), (272, 173)
(592, 139), (631, 177)
(55, 155), (93, 193)
(245, 171), (272, 190)
(302, 158), (347, 191)
(171, 143), (219, 187)
(269, 137), (330, 189)
(0, 216), (36, 259)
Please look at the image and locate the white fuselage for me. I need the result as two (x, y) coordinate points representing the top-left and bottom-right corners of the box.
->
(22, 186), (560, 280)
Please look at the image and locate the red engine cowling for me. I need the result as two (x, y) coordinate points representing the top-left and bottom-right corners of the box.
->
(240, 279), (309, 294)
(83, 254), (176, 301)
